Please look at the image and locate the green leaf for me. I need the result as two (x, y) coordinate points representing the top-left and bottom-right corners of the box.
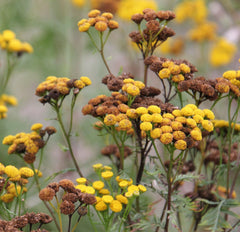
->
(58, 143), (69, 152)
(173, 173), (200, 183)
(45, 168), (76, 182)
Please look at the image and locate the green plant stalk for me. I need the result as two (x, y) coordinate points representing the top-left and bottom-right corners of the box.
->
(119, 197), (134, 232)
(67, 94), (78, 136)
(151, 139), (167, 175)
(50, 200), (63, 232)
(0, 52), (17, 95)
(87, 206), (98, 232)
(164, 149), (174, 232)
(30, 163), (61, 232)
(55, 105), (84, 177)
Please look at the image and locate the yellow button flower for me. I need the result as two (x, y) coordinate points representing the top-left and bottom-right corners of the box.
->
(95, 200), (107, 211)
(4, 165), (20, 178)
(174, 140), (187, 150)
(85, 186), (95, 194)
(110, 200), (122, 212)
(19, 167), (34, 178)
(201, 120), (214, 132)
(140, 122), (152, 131)
(138, 184), (147, 192)
(102, 195), (114, 204)
(92, 181), (104, 190)
(101, 171), (114, 180)
(31, 123), (43, 131)
(148, 105), (161, 114)
(76, 177), (87, 184)
(99, 188), (110, 195)
(116, 194), (128, 204)
(160, 133), (173, 144)
(104, 114), (117, 126)
(75, 184), (87, 192)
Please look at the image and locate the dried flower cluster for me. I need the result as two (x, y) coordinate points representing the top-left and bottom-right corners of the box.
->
(0, 212), (52, 232)
(204, 141), (238, 165)
(2, 123), (56, 163)
(39, 179), (96, 216)
(0, 29), (33, 54)
(78, 9), (119, 32)
(129, 9), (176, 56)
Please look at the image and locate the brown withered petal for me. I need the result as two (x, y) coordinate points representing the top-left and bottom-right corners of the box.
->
(143, 10), (157, 21)
(12, 216), (28, 229)
(39, 213), (53, 224)
(78, 206), (88, 216)
(82, 104), (94, 115)
(131, 13), (144, 24)
(146, 20), (160, 32)
(48, 89), (60, 100)
(45, 126), (57, 136)
(39, 187), (56, 201)
(47, 182), (59, 193)
(81, 193), (97, 205)
(23, 153), (36, 164)
(101, 144), (118, 156)
(60, 200), (75, 215)
(59, 179), (75, 192)
(26, 212), (41, 224)
(62, 193), (79, 203)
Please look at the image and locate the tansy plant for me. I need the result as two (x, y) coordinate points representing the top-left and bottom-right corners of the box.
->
(1, 3), (240, 232)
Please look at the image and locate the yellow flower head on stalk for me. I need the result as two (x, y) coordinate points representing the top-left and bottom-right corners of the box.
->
(95, 200), (107, 211)
(85, 186), (96, 194)
(31, 123), (43, 131)
(104, 114), (117, 126)
(92, 180), (105, 190)
(1, 193), (15, 203)
(110, 200), (122, 212)
(19, 167), (34, 178)
(4, 165), (20, 178)
(210, 38), (236, 67)
(0, 29), (33, 53)
(101, 171), (114, 180)
(0, 94), (18, 119)
(76, 177), (87, 184)
(78, 9), (119, 33)
(174, 0), (208, 24)
(92, 163), (103, 171)
(117, 0), (157, 20)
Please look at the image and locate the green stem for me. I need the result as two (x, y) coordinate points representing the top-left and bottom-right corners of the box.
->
(55, 104), (83, 177)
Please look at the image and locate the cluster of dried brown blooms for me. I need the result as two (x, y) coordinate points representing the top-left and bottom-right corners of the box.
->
(101, 144), (132, 159)
(82, 73), (176, 118)
(39, 179), (96, 216)
(0, 212), (52, 232)
(204, 141), (238, 165)
(129, 9), (176, 56)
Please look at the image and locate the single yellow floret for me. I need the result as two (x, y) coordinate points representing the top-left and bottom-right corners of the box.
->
(110, 200), (122, 212)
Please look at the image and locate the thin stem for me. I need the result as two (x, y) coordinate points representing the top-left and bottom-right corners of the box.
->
(55, 104), (83, 177)
(99, 31), (112, 75)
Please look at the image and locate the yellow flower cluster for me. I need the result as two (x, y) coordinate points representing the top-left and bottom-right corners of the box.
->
(117, 0), (157, 20)
(0, 94), (17, 119)
(212, 120), (240, 131)
(158, 60), (191, 83)
(128, 104), (214, 150)
(222, 66), (240, 93)
(175, 0), (207, 24)
(78, 9), (119, 32)
(103, 113), (133, 133)
(210, 38), (237, 67)
(2, 123), (55, 163)
(0, 29), (33, 53)
(35, 76), (91, 99)
(0, 163), (41, 203)
(189, 21), (217, 42)
(122, 78), (145, 97)
(75, 164), (147, 213)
